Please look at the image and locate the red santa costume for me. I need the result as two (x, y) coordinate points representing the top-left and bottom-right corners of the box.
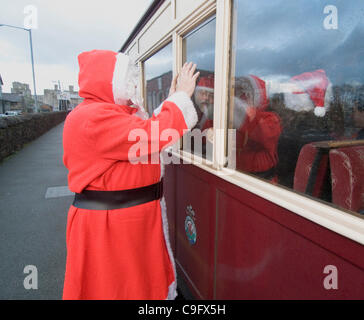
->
(192, 75), (282, 180)
(62, 50), (197, 299)
(233, 75), (282, 180)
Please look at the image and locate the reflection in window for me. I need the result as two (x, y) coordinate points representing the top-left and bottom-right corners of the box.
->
(144, 43), (173, 116)
(182, 16), (216, 161)
(228, 0), (364, 215)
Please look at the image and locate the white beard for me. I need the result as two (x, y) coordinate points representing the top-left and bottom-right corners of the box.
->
(199, 103), (213, 120)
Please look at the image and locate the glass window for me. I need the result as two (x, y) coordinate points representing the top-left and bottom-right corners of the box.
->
(228, 0), (364, 216)
(182, 16), (216, 161)
(144, 43), (173, 116)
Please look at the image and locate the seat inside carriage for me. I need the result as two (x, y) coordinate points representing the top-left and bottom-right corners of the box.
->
(267, 86), (364, 214)
(293, 140), (364, 214)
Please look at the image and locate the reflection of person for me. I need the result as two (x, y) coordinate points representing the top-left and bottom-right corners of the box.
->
(62, 51), (200, 300)
(233, 75), (282, 182)
(194, 76), (214, 130)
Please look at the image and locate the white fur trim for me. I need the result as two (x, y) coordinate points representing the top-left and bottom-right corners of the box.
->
(133, 107), (150, 120)
(166, 91), (197, 129)
(159, 160), (177, 300)
(153, 102), (164, 117)
(284, 92), (314, 112)
(314, 106), (326, 117)
(112, 53), (129, 105)
(195, 86), (214, 93)
(161, 197), (177, 300)
(160, 195), (177, 299)
(233, 96), (247, 129)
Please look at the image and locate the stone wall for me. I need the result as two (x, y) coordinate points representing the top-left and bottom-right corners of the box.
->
(0, 111), (67, 161)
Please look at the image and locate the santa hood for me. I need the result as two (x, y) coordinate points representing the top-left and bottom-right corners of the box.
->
(239, 75), (269, 111)
(78, 50), (144, 110)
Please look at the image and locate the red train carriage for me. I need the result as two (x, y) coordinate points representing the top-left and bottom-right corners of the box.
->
(121, 0), (364, 299)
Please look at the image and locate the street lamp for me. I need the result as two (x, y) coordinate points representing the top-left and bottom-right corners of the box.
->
(0, 23), (39, 113)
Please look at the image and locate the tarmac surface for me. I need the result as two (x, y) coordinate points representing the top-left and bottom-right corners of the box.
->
(0, 121), (187, 300)
(0, 122), (71, 299)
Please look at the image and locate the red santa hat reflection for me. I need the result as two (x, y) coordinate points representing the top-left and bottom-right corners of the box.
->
(281, 69), (333, 117)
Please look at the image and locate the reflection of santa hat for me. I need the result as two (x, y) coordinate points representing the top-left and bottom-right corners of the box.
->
(238, 75), (269, 111)
(283, 69), (332, 117)
(196, 76), (214, 92)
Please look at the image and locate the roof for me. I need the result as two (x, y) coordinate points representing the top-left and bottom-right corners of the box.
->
(119, 0), (165, 53)
(1, 93), (22, 103)
(0, 74), (3, 86)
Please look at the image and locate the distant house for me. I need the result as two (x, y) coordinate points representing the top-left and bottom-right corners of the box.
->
(43, 85), (83, 111)
(1, 93), (24, 113)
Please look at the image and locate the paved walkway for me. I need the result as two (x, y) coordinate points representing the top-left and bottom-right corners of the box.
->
(0, 122), (72, 299)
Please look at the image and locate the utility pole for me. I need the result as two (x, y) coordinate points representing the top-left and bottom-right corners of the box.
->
(0, 24), (39, 113)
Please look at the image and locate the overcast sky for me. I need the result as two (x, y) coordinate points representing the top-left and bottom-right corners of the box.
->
(233, 0), (364, 86)
(0, 0), (153, 93)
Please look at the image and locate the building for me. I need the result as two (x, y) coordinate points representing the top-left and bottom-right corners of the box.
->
(43, 85), (83, 111)
(0, 78), (26, 113)
(1, 93), (24, 113)
(10, 82), (34, 113)
(11, 82), (32, 96)
(67, 86), (83, 110)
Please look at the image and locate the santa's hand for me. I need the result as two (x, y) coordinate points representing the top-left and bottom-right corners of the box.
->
(176, 62), (200, 98)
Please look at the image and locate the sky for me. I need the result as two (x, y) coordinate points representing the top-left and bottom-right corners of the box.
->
(0, 0), (153, 94)
(232, 0), (364, 86)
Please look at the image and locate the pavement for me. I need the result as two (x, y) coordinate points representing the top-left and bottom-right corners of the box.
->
(0, 122), (72, 299)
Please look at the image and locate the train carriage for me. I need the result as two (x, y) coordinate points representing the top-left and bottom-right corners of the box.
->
(121, 0), (364, 299)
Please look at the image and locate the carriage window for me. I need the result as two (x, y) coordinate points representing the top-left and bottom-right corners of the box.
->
(144, 42), (173, 116)
(227, 0), (364, 216)
(182, 16), (216, 161)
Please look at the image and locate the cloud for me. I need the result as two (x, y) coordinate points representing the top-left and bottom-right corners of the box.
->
(233, 0), (364, 85)
(0, 0), (153, 93)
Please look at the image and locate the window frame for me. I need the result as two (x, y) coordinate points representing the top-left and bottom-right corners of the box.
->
(127, 0), (364, 245)
(141, 39), (173, 116)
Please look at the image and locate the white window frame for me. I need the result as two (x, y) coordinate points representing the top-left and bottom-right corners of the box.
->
(126, 0), (364, 245)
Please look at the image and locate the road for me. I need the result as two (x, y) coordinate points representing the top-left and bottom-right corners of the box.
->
(0, 122), (72, 299)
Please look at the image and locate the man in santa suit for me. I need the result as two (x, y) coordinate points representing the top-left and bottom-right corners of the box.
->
(194, 75), (214, 131)
(193, 74), (282, 181)
(233, 75), (282, 182)
(62, 50), (199, 300)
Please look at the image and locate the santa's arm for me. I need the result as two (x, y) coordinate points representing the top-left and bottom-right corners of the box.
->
(249, 113), (282, 150)
(88, 91), (197, 161)
(236, 113), (282, 172)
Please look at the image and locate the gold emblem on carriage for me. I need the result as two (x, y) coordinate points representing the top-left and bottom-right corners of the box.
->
(185, 205), (197, 245)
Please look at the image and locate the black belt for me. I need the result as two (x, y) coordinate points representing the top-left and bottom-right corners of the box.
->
(72, 180), (163, 210)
